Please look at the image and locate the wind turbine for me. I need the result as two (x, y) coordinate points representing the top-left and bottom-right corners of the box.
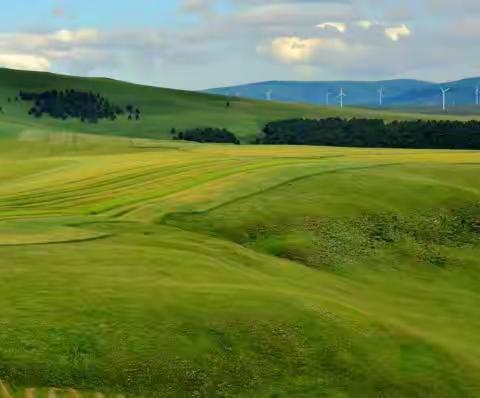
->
(266, 89), (273, 101)
(338, 88), (346, 109)
(475, 86), (479, 106)
(440, 87), (450, 112)
(377, 87), (385, 106)
(326, 89), (332, 106)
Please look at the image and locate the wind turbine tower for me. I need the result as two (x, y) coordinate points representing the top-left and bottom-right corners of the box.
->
(440, 87), (450, 112)
(338, 88), (346, 109)
(475, 86), (480, 106)
(266, 89), (273, 101)
(378, 87), (385, 106)
(326, 89), (332, 105)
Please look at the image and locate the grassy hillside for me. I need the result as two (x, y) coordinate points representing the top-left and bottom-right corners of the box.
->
(1, 68), (478, 144)
(1, 130), (480, 397)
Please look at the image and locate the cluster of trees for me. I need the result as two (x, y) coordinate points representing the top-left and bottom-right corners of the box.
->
(259, 118), (480, 149)
(172, 127), (240, 144)
(125, 104), (141, 120)
(18, 90), (141, 123)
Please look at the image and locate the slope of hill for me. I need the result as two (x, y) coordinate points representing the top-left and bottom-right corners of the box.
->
(1, 68), (478, 146)
(1, 132), (480, 396)
(205, 77), (480, 109)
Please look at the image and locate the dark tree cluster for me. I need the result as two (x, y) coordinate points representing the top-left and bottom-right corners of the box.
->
(18, 89), (141, 123)
(259, 118), (480, 149)
(126, 104), (141, 120)
(172, 127), (240, 144)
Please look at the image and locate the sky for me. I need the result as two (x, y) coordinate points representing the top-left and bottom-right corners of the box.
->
(0, 0), (479, 90)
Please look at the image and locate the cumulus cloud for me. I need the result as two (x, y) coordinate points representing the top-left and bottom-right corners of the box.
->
(258, 35), (359, 66)
(0, 26), (216, 85)
(316, 22), (347, 33)
(263, 37), (322, 63)
(0, 0), (478, 88)
(51, 29), (98, 43)
(0, 29), (101, 73)
(0, 54), (51, 71)
(384, 24), (411, 41)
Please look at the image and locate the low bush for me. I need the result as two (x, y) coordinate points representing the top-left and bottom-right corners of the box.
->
(173, 127), (240, 144)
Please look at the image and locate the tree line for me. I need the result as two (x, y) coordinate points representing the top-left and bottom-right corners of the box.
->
(172, 127), (240, 144)
(258, 118), (480, 149)
(16, 89), (141, 123)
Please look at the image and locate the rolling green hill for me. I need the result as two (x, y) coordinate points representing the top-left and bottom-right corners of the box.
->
(1, 67), (479, 145)
(1, 132), (480, 397)
(1, 69), (480, 397)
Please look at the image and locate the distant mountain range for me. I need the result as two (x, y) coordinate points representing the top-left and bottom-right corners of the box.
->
(204, 78), (480, 108)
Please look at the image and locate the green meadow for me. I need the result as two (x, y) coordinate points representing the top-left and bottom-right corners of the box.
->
(1, 67), (478, 143)
(1, 68), (480, 397)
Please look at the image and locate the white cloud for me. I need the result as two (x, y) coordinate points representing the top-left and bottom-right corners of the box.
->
(0, 54), (51, 71)
(316, 22), (347, 33)
(0, 29), (99, 51)
(259, 36), (348, 64)
(50, 29), (98, 43)
(270, 37), (321, 63)
(0, 0), (479, 89)
(0, 29), (100, 74)
(385, 24), (411, 41)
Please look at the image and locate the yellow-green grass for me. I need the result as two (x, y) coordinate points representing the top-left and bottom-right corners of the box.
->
(2, 133), (480, 396)
(0, 218), (110, 246)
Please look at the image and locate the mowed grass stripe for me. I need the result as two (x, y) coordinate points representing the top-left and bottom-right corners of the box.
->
(1, 156), (343, 218)
(0, 158), (242, 210)
(0, 157), (227, 200)
(102, 158), (350, 218)
(159, 162), (403, 227)
(0, 160), (248, 212)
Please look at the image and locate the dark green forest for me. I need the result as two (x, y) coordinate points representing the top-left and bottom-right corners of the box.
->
(259, 118), (480, 149)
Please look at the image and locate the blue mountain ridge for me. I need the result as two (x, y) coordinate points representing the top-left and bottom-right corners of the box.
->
(204, 78), (480, 108)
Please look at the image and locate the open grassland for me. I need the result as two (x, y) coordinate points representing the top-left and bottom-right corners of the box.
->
(1, 131), (480, 397)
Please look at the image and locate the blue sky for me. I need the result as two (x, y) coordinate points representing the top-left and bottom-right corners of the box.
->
(0, 0), (479, 89)
(1, 1), (187, 30)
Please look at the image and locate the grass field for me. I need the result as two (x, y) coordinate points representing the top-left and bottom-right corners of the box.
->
(2, 68), (480, 397)
(1, 129), (480, 397)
